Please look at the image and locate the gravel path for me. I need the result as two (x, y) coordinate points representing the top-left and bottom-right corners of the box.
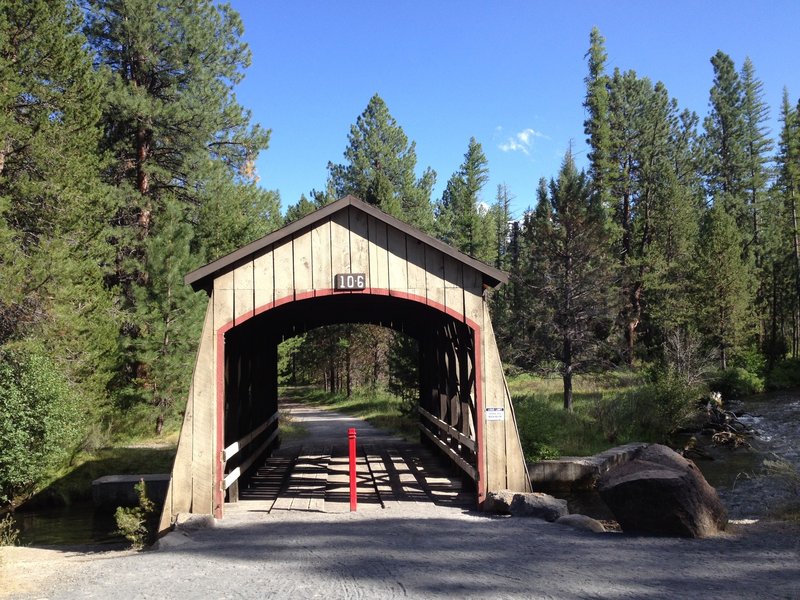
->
(3, 403), (799, 599)
(4, 507), (799, 599)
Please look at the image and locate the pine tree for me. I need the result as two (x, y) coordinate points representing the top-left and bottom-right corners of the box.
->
(327, 94), (435, 232)
(693, 205), (754, 369)
(583, 27), (614, 208)
(740, 57), (773, 266)
(487, 184), (515, 356)
(84, 0), (274, 425)
(700, 51), (759, 364)
(703, 51), (748, 229)
(285, 193), (322, 224)
(0, 0), (120, 402)
(771, 90), (800, 357)
(524, 152), (614, 411)
(645, 109), (703, 339)
(435, 137), (493, 261)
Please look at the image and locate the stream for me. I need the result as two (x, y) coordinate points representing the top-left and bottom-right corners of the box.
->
(696, 389), (800, 519)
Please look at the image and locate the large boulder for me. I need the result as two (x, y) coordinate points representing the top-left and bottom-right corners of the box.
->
(598, 444), (727, 538)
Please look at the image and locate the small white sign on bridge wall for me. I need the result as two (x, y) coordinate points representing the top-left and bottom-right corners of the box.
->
(486, 407), (505, 422)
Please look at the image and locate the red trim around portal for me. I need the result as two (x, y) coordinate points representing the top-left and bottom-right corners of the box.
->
(213, 287), (486, 517)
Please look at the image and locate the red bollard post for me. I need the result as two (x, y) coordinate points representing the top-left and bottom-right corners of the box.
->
(348, 427), (357, 512)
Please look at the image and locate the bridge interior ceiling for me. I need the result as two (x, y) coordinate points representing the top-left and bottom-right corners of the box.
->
(222, 293), (480, 495)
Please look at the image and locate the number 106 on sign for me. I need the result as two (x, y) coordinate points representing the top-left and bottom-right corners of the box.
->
(334, 273), (366, 291)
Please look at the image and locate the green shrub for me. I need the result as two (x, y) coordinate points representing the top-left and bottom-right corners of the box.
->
(0, 345), (83, 505)
(766, 358), (800, 391)
(709, 367), (765, 398)
(595, 374), (701, 444)
(114, 479), (156, 550)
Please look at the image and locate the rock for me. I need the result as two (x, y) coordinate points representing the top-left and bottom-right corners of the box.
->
(555, 514), (606, 533)
(598, 444), (728, 538)
(509, 492), (568, 521)
(484, 490), (568, 521)
(153, 531), (197, 551)
(175, 513), (216, 532)
(484, 490), (516, 514)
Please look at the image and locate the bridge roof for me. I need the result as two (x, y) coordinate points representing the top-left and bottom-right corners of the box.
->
(185, 195), (509, 291)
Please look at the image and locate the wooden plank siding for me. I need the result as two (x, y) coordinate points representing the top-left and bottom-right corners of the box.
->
(159, 200), (530, 532)
(311, 217), (332, 292)
(253, 245), (274, 310)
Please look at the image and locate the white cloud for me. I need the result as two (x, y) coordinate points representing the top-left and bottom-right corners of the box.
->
(498, 128), (548, 155)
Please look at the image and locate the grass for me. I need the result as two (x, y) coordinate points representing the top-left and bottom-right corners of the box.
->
(508, 370), (644, 460)
(277, 405), (308, 440)
(282, 385), (418, 440)
(282, 372), (650, 462)
(765, 456), (800, 522)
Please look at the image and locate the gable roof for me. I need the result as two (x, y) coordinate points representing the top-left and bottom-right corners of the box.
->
(185, 195), (509, 291)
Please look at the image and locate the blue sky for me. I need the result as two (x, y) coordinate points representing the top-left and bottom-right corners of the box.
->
(230, 1), (800, 219)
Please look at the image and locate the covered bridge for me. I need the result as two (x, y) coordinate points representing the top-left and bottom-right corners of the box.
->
(159, 195), (531, 531)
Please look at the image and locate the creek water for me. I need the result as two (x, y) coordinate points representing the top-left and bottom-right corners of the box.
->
(11, 503), (123, 547)
(698, 389), (800, 519)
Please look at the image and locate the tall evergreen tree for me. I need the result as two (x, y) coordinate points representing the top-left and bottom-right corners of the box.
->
(524, 152), (614, 411)
(327, 94), (435, 232)
(740, 57), (773, 263)
(772, 91), (800, 357)
(435, 137), (493, 261)
(644, 109), (703, 339)
(0, 0), (119, 403)
(703, 51), (748, 228)
(84, 0), (275, 425)
(693, 205), (754, 369)
(739, 58), (774, 347)
(583, 27), (614, 209)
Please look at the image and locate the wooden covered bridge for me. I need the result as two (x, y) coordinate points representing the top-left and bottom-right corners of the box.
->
(158, 195), (530, 532)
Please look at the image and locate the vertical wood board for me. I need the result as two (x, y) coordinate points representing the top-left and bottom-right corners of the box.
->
(482, 304), (509, 492)
(253, 247), (275, 310)
(349, 207), (370, 277)
(367, 216), (389, 290)
(232, 262), (254, 323)
(292, 227), (313, 294)
(272, 238), (294, 301)
(424, 247), (446, 308)
(191, 296), (218, 513)
(311, 219), (332, 291)
(329, 209), (351, 278)
(386, 226), (407, 292)
(405, 237), (426, 298)
(444, 256), (464, 318)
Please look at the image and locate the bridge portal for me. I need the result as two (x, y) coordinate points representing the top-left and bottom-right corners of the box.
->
(159, 196), (530, 532)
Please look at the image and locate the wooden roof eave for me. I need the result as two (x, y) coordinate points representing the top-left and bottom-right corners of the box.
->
(185, 195), (509, 293)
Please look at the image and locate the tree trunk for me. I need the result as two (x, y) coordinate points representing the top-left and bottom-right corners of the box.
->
(791, 192), (800, 358)
(136, 127), (152, 237)
(621, 188), (635, 365)
(563, 363), (573, 413)
(345, 335), (352, 398)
